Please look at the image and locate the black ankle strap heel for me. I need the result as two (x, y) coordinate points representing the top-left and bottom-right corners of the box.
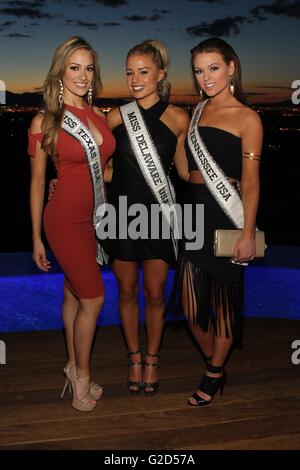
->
(143, 352), (160, 397)
(188, 363), (226, 407)
(206, 363), (223, 374)
(127, 350), (143, 395)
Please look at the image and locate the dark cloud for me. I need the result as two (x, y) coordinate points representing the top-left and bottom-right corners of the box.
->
(186, 15), (248, 37)
(65, 19), (99, 29)
(123, 15), (148, 21)
(127, 9), (169, 22)
(24, 22), (38, 27)
(55, 0), (85, 4)
(123, 13), (163, 22)
(0, 7), (55, 19)
(94, 0), (128, 6)
(188, 0), (225, 4)
(77, 20), (98, 29)
(54, 0), (128, 6)
(101, 22), (121, 26)
(250, 1), (300, 21)
(152, 9), (170, 14)
(46, 0), (129, 6)
(149, 14), (162, 21)
(0, 21), (16, 27)
(5, 1), (46, 6)
(3, 33), (32, 38)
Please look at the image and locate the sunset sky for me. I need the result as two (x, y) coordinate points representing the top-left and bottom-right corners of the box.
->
(0, 0), (299, 103)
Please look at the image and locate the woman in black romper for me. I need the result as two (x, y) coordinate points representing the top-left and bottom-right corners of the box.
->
(105, 40), (189, 395)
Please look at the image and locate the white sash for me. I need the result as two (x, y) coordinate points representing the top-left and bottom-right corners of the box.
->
(120, 101), (179, 258)
(188, 100), (244, 229)
(62, 109), (108, 265)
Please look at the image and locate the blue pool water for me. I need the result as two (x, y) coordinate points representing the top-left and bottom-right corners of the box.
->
(1, 247), (299, 332)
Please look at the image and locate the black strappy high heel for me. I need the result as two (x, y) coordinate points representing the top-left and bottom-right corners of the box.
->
(127, 350), (143, 395)
(143, 352), (160, 397)
(188, 363), (226, 407)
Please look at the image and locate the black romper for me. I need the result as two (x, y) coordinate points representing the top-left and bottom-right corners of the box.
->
(171, 126), (244, 339)
(104, 100), (177, 265)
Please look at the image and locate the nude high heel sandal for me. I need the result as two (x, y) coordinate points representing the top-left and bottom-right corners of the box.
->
(61, 365), (103, 401)
(63, 365), (97, 412)
(60, 371), (72, 399)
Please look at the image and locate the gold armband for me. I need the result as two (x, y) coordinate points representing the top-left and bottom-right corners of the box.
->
(243, 152), (261, 161)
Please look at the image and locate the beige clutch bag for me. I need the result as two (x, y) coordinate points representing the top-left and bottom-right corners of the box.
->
(214, 229), (265, 257)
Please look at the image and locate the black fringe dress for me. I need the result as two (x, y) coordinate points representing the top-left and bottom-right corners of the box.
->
(171, 126), (244, 339)
(104, 100), (177, 265)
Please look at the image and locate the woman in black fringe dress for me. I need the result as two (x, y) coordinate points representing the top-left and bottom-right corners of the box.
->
(171, 37), (263, 406)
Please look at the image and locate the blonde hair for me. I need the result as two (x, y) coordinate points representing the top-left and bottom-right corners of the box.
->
(42, 36), (102, 159)
(126, 39), (170, 101)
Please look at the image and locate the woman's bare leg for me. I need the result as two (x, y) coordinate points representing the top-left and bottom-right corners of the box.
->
(142, 259), (169, 390)
(113, 259), (141, 389)
(62, 283), (78, 367)
(73, 295), (104, 379)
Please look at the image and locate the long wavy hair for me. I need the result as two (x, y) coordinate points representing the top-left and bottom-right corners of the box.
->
(191, 37), (247, 105)
(42, 36), (102, 159)
(126, 39), (171, 101)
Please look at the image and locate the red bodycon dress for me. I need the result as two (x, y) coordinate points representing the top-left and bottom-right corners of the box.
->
(28, 104), (116, 298)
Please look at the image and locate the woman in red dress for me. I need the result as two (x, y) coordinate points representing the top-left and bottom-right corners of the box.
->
(28, 36), (115, 411)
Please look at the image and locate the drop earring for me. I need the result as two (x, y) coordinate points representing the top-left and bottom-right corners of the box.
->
(229, 77), (234, 95)
(58, 79), (64, 108)
(199, 89), (203, 100)
(88, 86), (93, 106)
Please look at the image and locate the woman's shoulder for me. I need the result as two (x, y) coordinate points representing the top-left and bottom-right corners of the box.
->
(92, 106), (106, 120)
(29, 111), (44, 134)
(106, 107), (122, 130)
(165, 103), (190, 130)
(166, 103), (189, 119)
(237, 105), (263, 132)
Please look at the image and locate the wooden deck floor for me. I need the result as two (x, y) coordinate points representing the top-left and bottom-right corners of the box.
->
(0, 318), (299, 450)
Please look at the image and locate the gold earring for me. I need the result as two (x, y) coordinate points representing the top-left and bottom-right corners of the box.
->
(229, 77), (234, 95)
(58, 79), (64, 108)
(88, 86), (93, 106)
